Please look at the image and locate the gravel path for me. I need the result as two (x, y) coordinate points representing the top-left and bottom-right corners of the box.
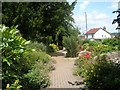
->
(48, 51), (85, 88)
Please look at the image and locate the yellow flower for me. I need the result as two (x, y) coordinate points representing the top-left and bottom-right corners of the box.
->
(6, 84), (10, 88)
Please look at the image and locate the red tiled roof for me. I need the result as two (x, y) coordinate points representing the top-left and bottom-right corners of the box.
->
(86, 28), (101, 34)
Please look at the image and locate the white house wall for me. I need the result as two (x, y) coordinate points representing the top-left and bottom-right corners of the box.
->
(94, 29), (111, 39)
(87, 34), (93, 39)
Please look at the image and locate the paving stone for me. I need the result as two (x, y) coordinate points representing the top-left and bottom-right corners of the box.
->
(48, 54), (85, 88)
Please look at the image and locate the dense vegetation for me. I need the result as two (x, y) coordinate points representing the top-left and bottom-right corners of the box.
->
(2, 1), (77, 48)
(1, 25), (53, 89)
(74, 37), (120, 89)
(2, 1), (120, 90)
(62, 27), (81, 57)
(1, 1), (78, 89)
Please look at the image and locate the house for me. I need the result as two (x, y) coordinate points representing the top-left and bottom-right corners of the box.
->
(85, 28), (111, 40)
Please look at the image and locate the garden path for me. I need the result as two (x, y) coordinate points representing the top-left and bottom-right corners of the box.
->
(48, 50), (86, 89)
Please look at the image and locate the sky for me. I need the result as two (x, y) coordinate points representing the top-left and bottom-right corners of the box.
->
(67, 0), (119, 34)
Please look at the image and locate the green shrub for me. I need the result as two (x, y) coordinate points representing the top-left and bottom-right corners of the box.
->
(24, 61), (50, 89)
(102, 38), (119, 51)
(41, 36), (53, 45)
(83, 43), (89, 50)
(74, 59), (82, 75)
(93, 44), (118, 56)
(74, 57), (92, 77)
(1, 25), (53, 89)
(82, 39), (118, 56)
(6, 79), (22, 89)
(24, 50), (52, 68)
(63, 36), (79, 57)
(1, 25), (30, 89)
(82, 41), (100, 53)
(82, 40), (90, 44)
(83, 42), (117, 56)
(82, 40), (100, 46)
(23, 50), (53, 89)
(26, 41), (47, 52)
(102, 38), (118, 47)
(75, 53), (120, 89)
(76, 39), (120, 89)
(85, 55), (120, 90)
(47, 43), (59, 53)
(23, 41), (53, 89)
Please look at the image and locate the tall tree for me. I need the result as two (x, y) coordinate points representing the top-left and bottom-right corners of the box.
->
(2, 1), (77, 46)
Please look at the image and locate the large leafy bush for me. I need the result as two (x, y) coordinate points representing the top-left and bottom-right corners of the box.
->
(23, 43), (53, 89)
(1, 25), (52, 89)
(47, 43), (59, 53)
(24, 61), (50, 89)
(75, 54), (120, 90)
(74, 58), (89, 77)
(26, 41), (47, 52)
(83, 40), (118, 56)
(102, 38), (119, 51)
(24, 49), (53, 70)
(86, 55), (120, 90)
(102, 38), (118, 47)
(63, 36), (79, 57)
(1, 25), (30, 89)
(75, 38), (120, 89)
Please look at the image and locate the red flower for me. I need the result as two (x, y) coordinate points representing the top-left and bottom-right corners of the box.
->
(79, 51), (90, 59)
(86, 52), (90, 58)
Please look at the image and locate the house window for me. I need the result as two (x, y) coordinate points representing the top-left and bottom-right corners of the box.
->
(102, 35), (103, 37)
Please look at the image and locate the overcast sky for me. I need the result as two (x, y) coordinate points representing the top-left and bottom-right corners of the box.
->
(67, 0), (119, 34)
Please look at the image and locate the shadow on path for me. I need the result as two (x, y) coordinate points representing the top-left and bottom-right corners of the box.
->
(48, 50), (87, 89)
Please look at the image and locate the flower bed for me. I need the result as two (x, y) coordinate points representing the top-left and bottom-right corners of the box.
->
(75, 39), (120, 89)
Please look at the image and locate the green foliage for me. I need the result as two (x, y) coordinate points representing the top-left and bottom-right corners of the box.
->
(1, 25), (53, 89)
(102, 37), (119, 50)
(6, 79), (22, 89)
(75, 37), (120, 89)
(74, 58), (85, 76)
(86, 56), (120, 90)
(88, 40), (100, 46)
(67, 27), (80, 37)
(75, 53), (120, 90)
(82, 40), (118, 56)
(2, 2), (77, 46)
(22, 43), (53, 89)
(26, 41), (47, 52)
(1, 25), (30, 89)
(24, 50), (52, 69)
(82, 40), (101, 53)
(23, 42), (53, 89)
(102, 38), (118, 46)
(92, 44), (113, 55)
(42, 36), (53, 45)
(47, 43), (59, 53)
(63, 36), (79, 57)
(24, 61), (50, 89)
(74, 56), (92, 77)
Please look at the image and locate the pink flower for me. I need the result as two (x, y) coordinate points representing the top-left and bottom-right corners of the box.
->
(79, 51), (90, 59)
(86, 52), (90, 58)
